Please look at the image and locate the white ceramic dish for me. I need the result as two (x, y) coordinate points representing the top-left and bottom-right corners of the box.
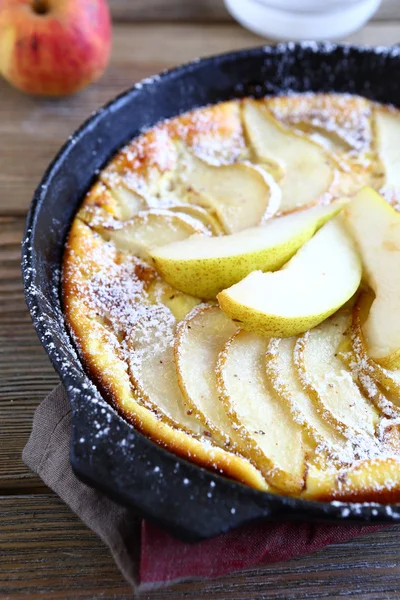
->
(225, 0), (381, 40)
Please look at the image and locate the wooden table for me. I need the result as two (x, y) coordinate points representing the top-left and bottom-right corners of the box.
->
(1, 1), (400, 598)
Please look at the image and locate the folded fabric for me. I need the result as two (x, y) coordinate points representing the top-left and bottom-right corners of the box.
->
(23, 384), (384, 593)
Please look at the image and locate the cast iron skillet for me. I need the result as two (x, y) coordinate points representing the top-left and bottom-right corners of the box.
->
(22, 43), (400, 541)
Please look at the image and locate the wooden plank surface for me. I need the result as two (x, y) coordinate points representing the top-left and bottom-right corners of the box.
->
(0, 217), (58, 493)
(1, 22), (400, 216)
(109, 0), (400, 23)
(1, 495), (400, 599)
(0, 495), (132, 598)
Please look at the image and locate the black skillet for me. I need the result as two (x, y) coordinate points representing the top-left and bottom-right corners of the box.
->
(22, 43), (400, 541)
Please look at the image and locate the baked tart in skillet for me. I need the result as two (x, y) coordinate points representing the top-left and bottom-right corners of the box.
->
(63, 94), (400, 502)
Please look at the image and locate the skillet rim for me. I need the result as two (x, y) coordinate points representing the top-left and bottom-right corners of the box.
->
(22, 41), (400, 540)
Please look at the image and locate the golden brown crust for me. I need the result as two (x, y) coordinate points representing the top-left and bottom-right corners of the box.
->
(304, 459), (400, 503)
(99, 101), (248, 197)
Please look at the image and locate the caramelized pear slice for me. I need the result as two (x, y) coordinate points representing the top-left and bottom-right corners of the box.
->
(348, 299), (400, 417)
(266, 337), (352, 463)
(167, 204), (225, 235)
(109, 185), (148, 219)
(77, 182), (124, 226)
(179, 145), (280, 233)
(146, 279), (200, 321)
(126, 304), (203, 435)
(266, 93), (372, 154)
(375, 107), (400, 195)
(294, 310), (379, 442)
(216, 330), (305, 494)
(343, 187), (400, 368)
(243, 100), (336, 212)
(175, 306), (241, 448)
(98, 209), (208, 260)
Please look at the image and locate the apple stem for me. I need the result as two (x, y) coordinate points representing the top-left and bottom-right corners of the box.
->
(33, 0), (48, 15)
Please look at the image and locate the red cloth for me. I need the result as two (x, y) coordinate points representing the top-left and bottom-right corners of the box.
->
(141, 520), (384, 585)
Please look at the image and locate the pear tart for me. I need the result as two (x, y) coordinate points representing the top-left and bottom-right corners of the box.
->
(63, 94), (400, 502)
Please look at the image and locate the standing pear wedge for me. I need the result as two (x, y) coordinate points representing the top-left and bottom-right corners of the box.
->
(218, 218), (362, 338)
(151, 201), (345, 300)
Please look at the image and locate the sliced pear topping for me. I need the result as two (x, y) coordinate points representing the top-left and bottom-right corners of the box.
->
(266, 93), (372, 154)
(109, 185), (148, 219)
(126, 304), (204, 435)
(96, 209), (209, 261)
(375, 108), (400, 196)
(151, 202), (344, 300)
(266, 337), (351, 462)
(354, 368), (400, 420)
(146, 279), (200, 321)
(216, 330), (305, 493)
(294, 310), (378, 444)
(343, 187), (400, 368)
(175, 306), (241, 448)
(78, 182), (125, 227)
(178, 145), (279, 233)
(218, 219), (362, 338)
(347, 298), (400, 417)
(243, 100), (336, 212)
(167, 204), (225, 235)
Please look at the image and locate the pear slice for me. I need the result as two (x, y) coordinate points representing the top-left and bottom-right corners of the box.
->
(151, 202), (344, 300)
(109, 185), (148, 219)
(340, 344), (399, 419)
(348, 298), (400, 417)
(294, 310), (378, 445)
(375, 108), (400, 196)
(146, 279), (201, 321)
(77, 182), (124, 227)
(265, 337), (352, 463)
(265, 94), (372, 154)
(354, 368), (400, 420)
(343, 187), (400, 368)
(242, 100), (336, 212)
(179, 146), (280, 233)
(97, 209), (209, 261)
(126, 304), (205, 435)
(175, 306), (241, 448)
(167, 204), (225, 235)
(216, 330), (305, 493)
(218, 219), (362, 338)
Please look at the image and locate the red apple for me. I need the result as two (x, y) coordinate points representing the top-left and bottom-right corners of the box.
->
(0, 0), (112, 96)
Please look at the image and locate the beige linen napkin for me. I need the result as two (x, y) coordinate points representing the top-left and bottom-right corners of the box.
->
(22, 384), (141, 593)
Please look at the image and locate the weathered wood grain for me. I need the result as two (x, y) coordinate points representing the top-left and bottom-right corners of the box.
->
(1, 22), (400, 216)
(110, 0), (230, 22)
(1, 495), (400, 599)
(0, 495), (132, 598)
(109, 0), (400, 23)
(0, 217), (57, 492)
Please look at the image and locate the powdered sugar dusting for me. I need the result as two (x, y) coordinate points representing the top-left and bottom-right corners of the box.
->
(61, 91), (400, 505)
